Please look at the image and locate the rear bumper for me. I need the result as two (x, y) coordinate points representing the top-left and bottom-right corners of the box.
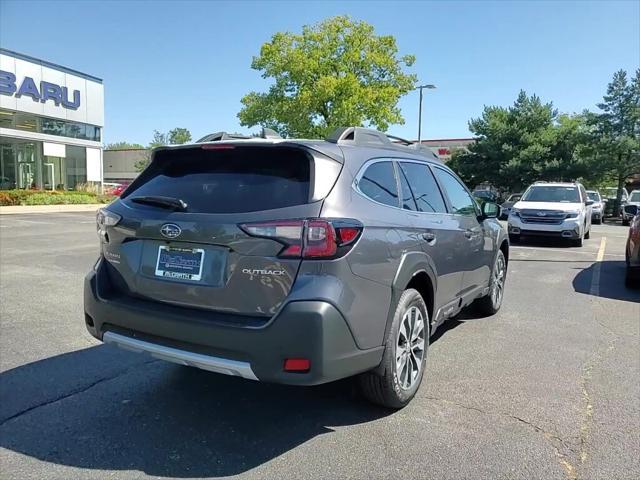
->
(84, 261), (383, 385)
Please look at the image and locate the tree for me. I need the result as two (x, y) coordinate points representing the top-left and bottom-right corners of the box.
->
(168, 127), (192, 145)
(448, 91), (595, 192)
(105, 141), (144, 150)
(587, 69), (640, 212)
(237, 16), (417, 138)
(135, 128), (193, 171)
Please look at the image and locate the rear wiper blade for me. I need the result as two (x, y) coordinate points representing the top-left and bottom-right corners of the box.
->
(129, 195), (188, 211)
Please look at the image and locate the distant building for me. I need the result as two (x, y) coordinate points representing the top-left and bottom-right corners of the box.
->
(417, 138), (475, 162)
(103, 148), (148, 183)
(0, 48), (104, 190)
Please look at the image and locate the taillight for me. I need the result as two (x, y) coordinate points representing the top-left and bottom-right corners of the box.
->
(239, 219), (362, 259)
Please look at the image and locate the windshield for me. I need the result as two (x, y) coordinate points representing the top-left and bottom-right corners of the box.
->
(522, 186), (581, 203)
(587, 192), (601, 202)
(507, 194), (521, 202)
(630, 192), (640, 202)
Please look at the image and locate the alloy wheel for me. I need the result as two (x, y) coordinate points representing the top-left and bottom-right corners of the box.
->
(395, 306), (426, 390)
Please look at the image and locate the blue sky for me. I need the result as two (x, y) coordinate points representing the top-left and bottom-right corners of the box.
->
(1, 0), (638, 145)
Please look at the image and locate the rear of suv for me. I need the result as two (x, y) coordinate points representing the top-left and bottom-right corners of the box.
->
(508, 182), (593, 247)
(84, 127), (509, 408)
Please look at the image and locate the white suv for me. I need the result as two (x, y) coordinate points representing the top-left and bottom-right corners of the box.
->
(508, 182), (593, 247)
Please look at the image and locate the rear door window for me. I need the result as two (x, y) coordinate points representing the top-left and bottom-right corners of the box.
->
(358, 161), (399, 208)
(399, 162), (447, 213)
(123, 146), (311, 213)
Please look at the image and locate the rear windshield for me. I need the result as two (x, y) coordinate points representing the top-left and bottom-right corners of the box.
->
(522, 186), (581, 203)
(123, 146), (311, 213)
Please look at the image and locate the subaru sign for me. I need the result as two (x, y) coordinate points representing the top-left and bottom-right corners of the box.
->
(0, 70), (80, 110)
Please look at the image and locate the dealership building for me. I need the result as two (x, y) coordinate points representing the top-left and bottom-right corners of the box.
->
(0, 49), (104, 190)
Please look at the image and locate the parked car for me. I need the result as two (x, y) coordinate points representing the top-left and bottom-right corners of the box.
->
(84, 127), (509, 409)
(622, 190), (640, 226)
(508, 181), (593, 247)
(625, 212), (640, 287)
(586, 190), (604, 224)
(602, 187), (629, 217)
(473, 189), (499, 204)
(499, 193), (522, 220)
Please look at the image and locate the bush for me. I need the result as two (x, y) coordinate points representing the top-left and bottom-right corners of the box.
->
(0, 189), (115, 206)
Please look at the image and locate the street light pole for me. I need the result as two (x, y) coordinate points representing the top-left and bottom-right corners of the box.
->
(416, 84), (436, 144)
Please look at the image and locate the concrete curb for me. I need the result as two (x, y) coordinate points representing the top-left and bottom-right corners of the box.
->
(0, 204), (105, 215)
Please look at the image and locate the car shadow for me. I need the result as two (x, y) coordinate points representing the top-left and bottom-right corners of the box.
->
(512, 236), (578, 249)
(573, 260), (640, 303)
(0, 344), (391, 478)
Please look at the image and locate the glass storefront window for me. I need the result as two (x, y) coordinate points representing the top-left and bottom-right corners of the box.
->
(0, 109), (101, 142)
(1, 137), (93, 191)
(66, 145), (87, 189)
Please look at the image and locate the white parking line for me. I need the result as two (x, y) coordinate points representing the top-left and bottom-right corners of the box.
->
(511, 246), (597, 255)
(590, 237), (607, 296)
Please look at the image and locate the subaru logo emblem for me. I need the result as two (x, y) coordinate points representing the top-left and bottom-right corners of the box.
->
(537, 212), (547, 217)
(160, 223), (181, 239)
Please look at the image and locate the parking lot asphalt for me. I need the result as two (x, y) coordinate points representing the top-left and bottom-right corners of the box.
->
(0, 213), (638, 480)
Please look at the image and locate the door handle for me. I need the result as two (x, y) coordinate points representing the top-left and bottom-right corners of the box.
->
(422, 232), (436, 242)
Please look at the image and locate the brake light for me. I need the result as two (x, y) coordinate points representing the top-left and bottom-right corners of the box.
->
(239, 219), (362, 259)
(201, 144), (235, 150)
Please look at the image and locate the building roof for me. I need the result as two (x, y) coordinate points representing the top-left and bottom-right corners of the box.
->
(0, 48), (103, 84)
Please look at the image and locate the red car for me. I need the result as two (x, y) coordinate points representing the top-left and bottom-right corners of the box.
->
(104, 183), (129, 196)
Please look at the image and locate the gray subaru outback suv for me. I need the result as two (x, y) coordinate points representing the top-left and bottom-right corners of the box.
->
(84, 127), (509, 408)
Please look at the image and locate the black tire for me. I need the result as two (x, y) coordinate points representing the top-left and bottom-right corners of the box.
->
(572, 235), (584, 247)
(473, 250), (507, 316)
(593, 219), (601, 225)
(509, 234), (520, 243)
(358, 289), (429, 409)
(585, 228), (590, 240)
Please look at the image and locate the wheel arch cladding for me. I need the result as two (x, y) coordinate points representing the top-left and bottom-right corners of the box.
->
(384, 252), (437, 343)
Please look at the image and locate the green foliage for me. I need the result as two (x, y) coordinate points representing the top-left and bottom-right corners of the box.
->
(449, 92), (604, 192)
(134, 127), (193, 171)
(0, 190), (114, 206)
(168, 127), (192, 145)
(238, 16), (417, 138)
(105, 141), (145, 150)
(584, 69), (640, 208)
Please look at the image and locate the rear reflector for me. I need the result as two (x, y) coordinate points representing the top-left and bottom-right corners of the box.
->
(284, 358), (311, 372)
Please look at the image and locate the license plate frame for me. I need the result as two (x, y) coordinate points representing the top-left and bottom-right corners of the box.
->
(154, 245), (205, 281)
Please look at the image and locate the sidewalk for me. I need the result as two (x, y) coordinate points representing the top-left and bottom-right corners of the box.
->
(0, 204), (105, 215)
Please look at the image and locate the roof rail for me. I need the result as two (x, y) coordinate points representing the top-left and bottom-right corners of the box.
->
(326, 127), (440, 161)
(196, 127), (283, 143)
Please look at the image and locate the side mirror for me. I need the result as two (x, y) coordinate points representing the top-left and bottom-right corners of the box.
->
(482, 201), (500, 219)
(586, 200), (594, 206)
(625, 204), (638, 216)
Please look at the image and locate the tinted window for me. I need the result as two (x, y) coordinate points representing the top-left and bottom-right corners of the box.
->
(398, 165), (417, 211)
(522, 186), (581, 203)
(359, 161), (399, 208)
(124, 146), (310, 213)
(399, 162), (446, 213)
(587, 192), (600, 202)
(433, 168), (477, 215)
